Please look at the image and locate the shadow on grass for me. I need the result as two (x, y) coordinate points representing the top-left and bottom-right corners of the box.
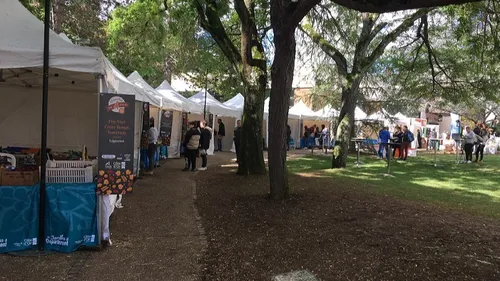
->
(288, 154), (500, 218)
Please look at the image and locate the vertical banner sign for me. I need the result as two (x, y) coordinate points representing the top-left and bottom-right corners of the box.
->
(97, 94), (135, 195)
(160, 110), (173, 146)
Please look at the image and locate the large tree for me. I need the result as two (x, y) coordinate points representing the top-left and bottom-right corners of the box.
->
(300, 4), (433, 168)
(378, 1), (500, 122)
(191, 0), (269, 175)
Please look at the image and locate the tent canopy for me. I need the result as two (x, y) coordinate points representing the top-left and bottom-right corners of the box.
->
(264, 97), (300, 119)
(156, 80), (203, 114)
(0, 0), (103, 73)
(189, 90), (240, 118)
(315, 105), (339, 119)
(289, 100), (321, 120)
(355, 107), (367, 120)
(127, 71), (166, 108)
(223, 93), (244, 111)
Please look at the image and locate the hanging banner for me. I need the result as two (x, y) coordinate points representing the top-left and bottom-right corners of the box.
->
(160, 110), (173, 146)
(44, 183), (98, 252)
(0, 185), (39, 253)
(97, 94), (135, 195)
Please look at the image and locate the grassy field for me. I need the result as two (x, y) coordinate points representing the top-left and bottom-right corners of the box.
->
(287, 152), (500, 218)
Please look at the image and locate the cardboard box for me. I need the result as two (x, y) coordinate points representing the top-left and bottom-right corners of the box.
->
(1, 170), (39, 186)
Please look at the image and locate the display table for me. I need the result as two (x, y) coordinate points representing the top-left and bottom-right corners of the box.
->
(0, 183), (98, 253)
(351, 138), (366, 167)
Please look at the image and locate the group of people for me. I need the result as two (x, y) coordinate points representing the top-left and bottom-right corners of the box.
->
(378, 125), (414, 161)
(463, 123), (490, 163)
(301, 124), (329, 149)
(182, 119), (242, 171)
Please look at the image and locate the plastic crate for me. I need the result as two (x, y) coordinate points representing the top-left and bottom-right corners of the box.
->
(53, 160), (96, 168)
(43, 166), (94, 183)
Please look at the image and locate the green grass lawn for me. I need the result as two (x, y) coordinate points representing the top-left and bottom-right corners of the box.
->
(287, 152), (500, 218)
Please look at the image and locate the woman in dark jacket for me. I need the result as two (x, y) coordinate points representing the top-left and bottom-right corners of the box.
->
(198, 120), (213, 170)
(393, 126), (403, 159)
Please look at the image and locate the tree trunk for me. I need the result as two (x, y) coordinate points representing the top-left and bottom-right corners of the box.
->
(268, 27), (296, 200)
(332, 79), (361, 168)
(164, 56), (173, 84)
(51, 0), (65, 34)
(238, 80), (266, 175)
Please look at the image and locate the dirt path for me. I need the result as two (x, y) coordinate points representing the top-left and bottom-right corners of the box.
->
(0, 153), (235, 281)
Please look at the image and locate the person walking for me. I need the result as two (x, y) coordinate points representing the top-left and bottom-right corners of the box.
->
(463, 126), (476, 163)
(198, 120), (213, 171)
(217, 119), (225, 152)
(378, 126), (390, 160)
(417, 129), (422, 149)
(474, 126), (489, 163)
(182, 121), (201, 171)
(144, 123), (158, 175)
(401, 125), (414, 161)
(233, 120), (242, 163)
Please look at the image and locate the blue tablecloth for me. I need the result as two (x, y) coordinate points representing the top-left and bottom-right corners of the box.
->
(0, 183), (98, 253)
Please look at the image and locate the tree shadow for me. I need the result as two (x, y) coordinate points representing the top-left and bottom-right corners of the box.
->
(287, 154), (500, 218)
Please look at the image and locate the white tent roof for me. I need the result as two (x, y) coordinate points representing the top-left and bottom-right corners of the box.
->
(0, 0), (104, 73)
(355, 107), (367, 120)
(365, 109), (389, 121)
(394, 112), (408, 120)
(189, 90), (240, 118)
(156, 80), (203, 114)
(102, 59), (161, 106)
(127, 71), (169, 109)
(289, 100), (321, 120)
(223, 93), (244, 111)
(315, 105), (339, 119)
(264, 97), (300, 119)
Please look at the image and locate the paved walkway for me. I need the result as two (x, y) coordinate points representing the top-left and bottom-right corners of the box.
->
(0, 152), (234, 281)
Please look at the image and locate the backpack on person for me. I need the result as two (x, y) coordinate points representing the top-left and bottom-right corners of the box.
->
(407, 131), (414, 142)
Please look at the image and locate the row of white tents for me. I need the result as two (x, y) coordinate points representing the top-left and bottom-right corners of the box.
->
(0, 0), (411, 162)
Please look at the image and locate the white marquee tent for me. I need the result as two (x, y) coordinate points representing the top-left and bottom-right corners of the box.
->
(189, 90), (240, 152)
(223, 93), (244, 113)
(289, 100), (322, 120)
(355, 107), (368, 121)
(155, 80), (203, 114)
(315, 105), (339, 119)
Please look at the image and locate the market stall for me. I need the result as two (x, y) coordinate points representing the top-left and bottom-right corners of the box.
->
(0, 0), (152, 253)
(156, 80), (203, 157)
(189, 90), (241, 153)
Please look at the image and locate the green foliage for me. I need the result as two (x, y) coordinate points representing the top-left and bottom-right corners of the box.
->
(106, 0), (169, 86)
(378, 3), (500, 116)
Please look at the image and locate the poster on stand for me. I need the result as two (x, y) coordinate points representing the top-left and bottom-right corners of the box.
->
(97, 94), (135, 195)
(160, 110), (173, 146)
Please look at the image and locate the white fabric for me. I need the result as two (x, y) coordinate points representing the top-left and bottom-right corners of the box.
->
(126, 71), (165, 108)
(223, 93), (244, 111)
(156, 80), (203, 114)
(264, 97), (301, 119)
(315, 105), (339, 119)
(189, 90), (241, 118)
(0, 0), (104, 73)
(355, 107), (367, 120)
(289, 100), (321, 120)
(103, 60), (161, 106)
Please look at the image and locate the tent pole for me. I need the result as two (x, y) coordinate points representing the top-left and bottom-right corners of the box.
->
(39, 0), (51, 251)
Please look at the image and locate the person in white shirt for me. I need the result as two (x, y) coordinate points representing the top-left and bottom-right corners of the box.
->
(145, 123), (158, 175)
(463, 126), (476, 163)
